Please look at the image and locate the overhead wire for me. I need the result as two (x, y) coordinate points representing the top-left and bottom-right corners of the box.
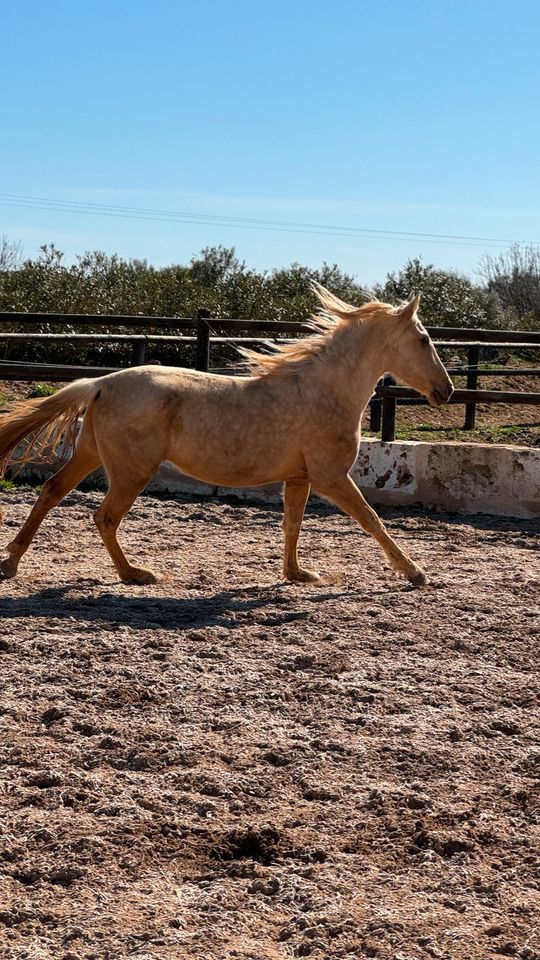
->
(0, 192), (537, 249)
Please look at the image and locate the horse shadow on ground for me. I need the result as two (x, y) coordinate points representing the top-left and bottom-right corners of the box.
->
(0, 582), (350, 632)
(0, 578), (410, 633)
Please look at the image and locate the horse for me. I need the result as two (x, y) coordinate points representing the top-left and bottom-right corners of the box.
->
(0, 285), (453, 587)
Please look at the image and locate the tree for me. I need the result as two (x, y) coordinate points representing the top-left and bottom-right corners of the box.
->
(0, 236), (23, 271)
(189, 246), (246, 286)
(478, 244), (540, 329)
(376, 257), (501, 329)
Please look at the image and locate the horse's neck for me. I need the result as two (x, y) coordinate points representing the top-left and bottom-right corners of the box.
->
(309, 326), (388, 417)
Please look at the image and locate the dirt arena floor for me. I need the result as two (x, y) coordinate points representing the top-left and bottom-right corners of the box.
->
(0, 487), (539, 960)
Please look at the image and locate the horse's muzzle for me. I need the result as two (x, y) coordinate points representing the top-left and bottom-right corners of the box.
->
(430, 383), (454, 406)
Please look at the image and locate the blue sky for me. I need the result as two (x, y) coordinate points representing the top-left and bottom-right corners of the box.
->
(2, 0), (540, 284)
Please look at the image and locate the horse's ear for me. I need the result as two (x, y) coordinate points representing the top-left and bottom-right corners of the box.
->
(400, 292), (421, 321)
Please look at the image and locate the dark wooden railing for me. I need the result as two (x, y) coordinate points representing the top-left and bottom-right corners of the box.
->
(0, 311), (539, 441)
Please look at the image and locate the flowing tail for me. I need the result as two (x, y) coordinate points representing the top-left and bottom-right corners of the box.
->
(0, 378), (99, 476)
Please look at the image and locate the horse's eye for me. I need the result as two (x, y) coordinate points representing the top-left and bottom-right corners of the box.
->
(420, 336), (430, 344)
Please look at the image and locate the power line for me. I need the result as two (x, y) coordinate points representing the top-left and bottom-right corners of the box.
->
(0, 192), (536, 249)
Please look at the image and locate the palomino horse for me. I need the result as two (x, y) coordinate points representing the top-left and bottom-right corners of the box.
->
(0, 286), (453, 586)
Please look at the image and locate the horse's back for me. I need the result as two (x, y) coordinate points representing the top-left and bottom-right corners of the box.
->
(86, 364), (306, 486)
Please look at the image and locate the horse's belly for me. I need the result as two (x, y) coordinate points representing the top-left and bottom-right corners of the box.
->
(172, 464), (282, 487)
(166, 434), (299, 488)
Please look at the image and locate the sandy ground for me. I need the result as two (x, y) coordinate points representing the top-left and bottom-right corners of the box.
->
(0, 487), (539, 960)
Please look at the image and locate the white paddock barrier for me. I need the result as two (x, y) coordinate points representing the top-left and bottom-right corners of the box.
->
(148, 439), (539, 520)
(15, 439), (540, 520)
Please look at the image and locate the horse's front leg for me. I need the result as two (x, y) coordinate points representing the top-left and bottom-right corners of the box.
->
(282, 479), (321, 583)
(312, 473), (426, 586)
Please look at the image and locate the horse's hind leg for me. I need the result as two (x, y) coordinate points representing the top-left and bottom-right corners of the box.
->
(93, 471), (159, 585)
(312, 474), (426, 585)
(282, 480), (321, 583)
(0, 426), (101, 578)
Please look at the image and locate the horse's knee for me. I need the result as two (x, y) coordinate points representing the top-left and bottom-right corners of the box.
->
(283, 521), (302, 542)
(94, 506), (110, 532)
(94, 503), (122, 535)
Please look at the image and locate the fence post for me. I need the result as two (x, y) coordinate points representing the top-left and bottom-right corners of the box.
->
(131, 339), (146, 366)
(195, 308), (212, 372)
(369, 386), (382, 434)
(464, 345), (480, 429)
(381, 396), (397, 442)
(380, 376), (397, 442)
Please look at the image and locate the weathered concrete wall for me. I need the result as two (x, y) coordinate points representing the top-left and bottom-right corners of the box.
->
(15, 440), (540, 519)
(350, 439), (539, 518)
(150, 439), (539, 519)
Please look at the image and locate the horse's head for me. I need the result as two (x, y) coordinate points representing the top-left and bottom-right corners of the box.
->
(386, 294), (454, 406)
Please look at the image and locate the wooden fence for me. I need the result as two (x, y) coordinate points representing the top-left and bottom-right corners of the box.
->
(0, 310), (539, 441)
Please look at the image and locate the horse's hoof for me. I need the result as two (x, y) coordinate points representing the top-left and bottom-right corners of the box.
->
(408, 568), (427, 587)
(0, 557), (18, 579)
(121, 566), (158, 585)
(284, 568), (323, 584)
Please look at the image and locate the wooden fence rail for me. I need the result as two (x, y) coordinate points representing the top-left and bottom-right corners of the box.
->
(372, 384), (540, 442)
(0, 311), (315, 334)
(0, 311), (539, 439)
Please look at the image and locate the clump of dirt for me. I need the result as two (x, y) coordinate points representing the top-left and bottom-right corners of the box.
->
(0, 487), (539, 959)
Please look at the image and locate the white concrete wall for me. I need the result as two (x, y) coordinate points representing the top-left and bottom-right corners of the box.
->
(150, 439), (539, 519)
(15, 439), (540, 519)
(349, 439), (539, 518)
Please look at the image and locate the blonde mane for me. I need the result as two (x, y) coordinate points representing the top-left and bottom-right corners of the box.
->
(240, 282), (398, 377)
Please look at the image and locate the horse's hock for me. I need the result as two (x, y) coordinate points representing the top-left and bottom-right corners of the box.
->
(149, 440), (539, 520)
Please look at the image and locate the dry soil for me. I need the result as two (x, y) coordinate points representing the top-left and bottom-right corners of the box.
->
(0, 488), (539, 960)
